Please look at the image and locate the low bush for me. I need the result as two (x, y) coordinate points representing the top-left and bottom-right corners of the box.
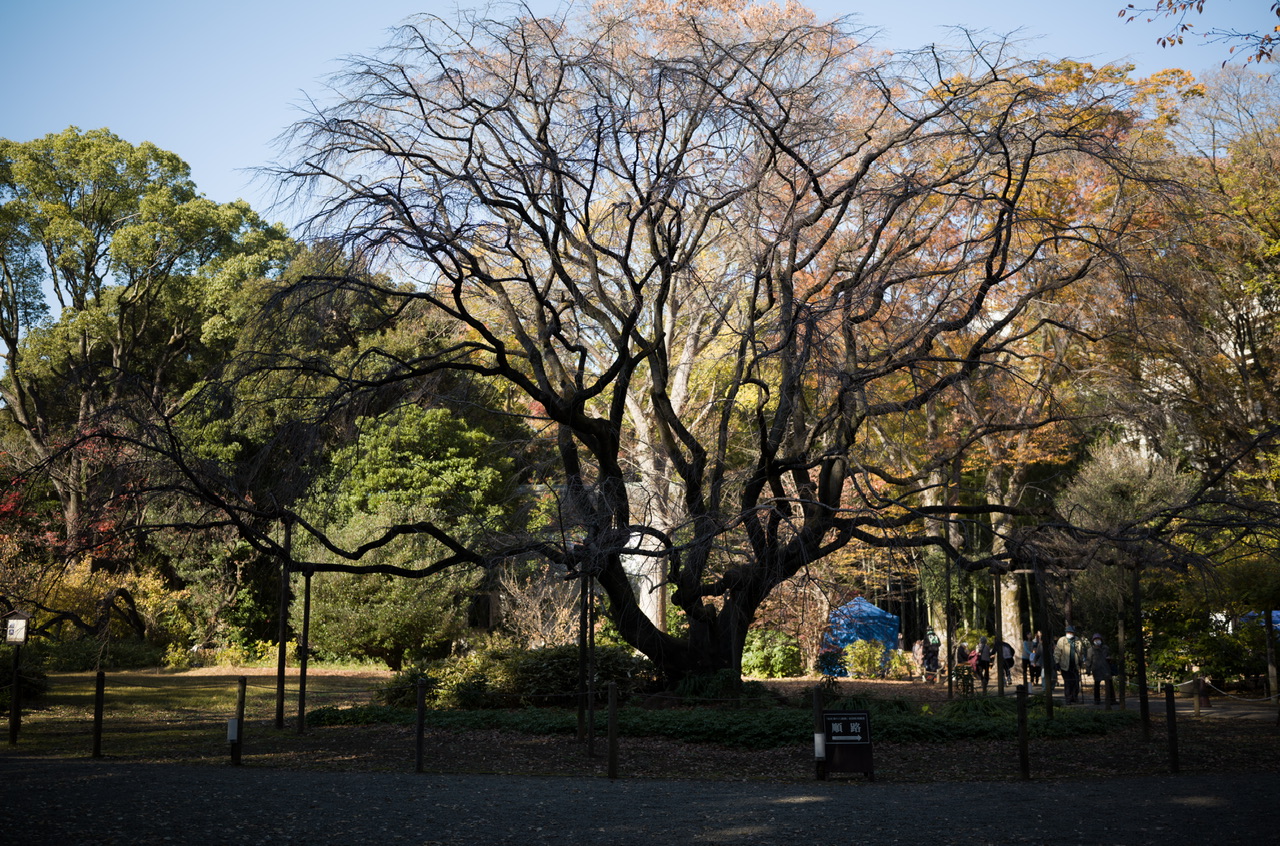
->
(940, 696), (1016, 719)
(376, 643), (659, 709)
(671, 669), (774, 705)
(320, 690), (1140, 749)
(31, 637), (164, 671)
(842, 640), (889, 679)
(503, 644), (659, 704)
(741, 629), (804, 679)
(0, 645), (49, 709)
(375, 665), (439, 708)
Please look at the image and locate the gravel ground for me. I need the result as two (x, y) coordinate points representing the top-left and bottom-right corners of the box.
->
(3, 756), (1277, 846)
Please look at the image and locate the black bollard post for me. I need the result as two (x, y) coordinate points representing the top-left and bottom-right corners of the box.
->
(92, 671), (105, 758)
(8, 642), (20, 745)
(607, 682), (619, 780)
(415, 679), (426, 774)
(1165, 684), (1179, 774)
(298, 570), (312, 735)
(1017, 684), (1030, 780)
(813, 686), (826, 781)
(231, 676), (247, 766)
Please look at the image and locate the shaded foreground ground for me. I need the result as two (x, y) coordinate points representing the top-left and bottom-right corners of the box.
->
(2, 671), (1277, 843)
(3, 672), (1278, 782)
(3, 758), (1278, 845)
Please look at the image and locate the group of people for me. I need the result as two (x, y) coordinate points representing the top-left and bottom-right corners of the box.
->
(911, 625), (1118, 704)
(1047, 626), (1117, 705)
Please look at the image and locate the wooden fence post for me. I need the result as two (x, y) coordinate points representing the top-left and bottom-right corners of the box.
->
(1017, 684), (1030, 780)
(92, 671), (105, 758)
(607, 682), (619, 780)
(231, 676), (247, 766)
(415, 679), (426, 774)
(1164, 684), (1179, 774)
(8, 642), (20, 745)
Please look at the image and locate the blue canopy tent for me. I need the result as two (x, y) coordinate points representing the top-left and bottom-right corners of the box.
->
(817, 597), (900, 676)
(1241, 610), (1280, 630)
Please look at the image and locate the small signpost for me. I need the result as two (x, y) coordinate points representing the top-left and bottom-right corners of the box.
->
(6, 610), (32, 745)
(5, 611), (29, 646)
(813, 691), (874, 781)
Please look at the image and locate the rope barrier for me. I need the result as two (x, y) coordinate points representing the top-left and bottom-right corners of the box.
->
(98, 678), (232, 691)
(1203, 680), (1279, 703)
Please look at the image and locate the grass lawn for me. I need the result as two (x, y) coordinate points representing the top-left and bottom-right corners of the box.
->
(4, 670), (1276, 783)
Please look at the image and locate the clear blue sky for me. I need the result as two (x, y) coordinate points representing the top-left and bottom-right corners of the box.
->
(3, 0), (1272, 228)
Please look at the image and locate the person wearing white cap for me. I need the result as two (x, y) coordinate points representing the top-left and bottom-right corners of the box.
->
(1053, 626), (1085, 704)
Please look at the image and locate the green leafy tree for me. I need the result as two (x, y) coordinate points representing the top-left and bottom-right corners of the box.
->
(0, 126), (290, 564)
(0, 127), (291, 645)
(294, 404), (522, 669)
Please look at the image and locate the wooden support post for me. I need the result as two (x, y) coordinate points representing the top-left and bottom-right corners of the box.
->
(1164, 684), (1179, 774)
(1035, 565), (1054, 722)
(275, 559), (288, 731)
(1133, 567), (1151, 741)
(92, 671), (105, 758)
(298, 569), (311, 735)
(577, 570), (588, 742)
(586, 573), (597, 759)
(1194, 677), (1202, 719)
(945, 561), (954, 701)
(415, 679), (427, 773)
(1017, 684), (1030, 780)
(607, 682), (619, 780)
(8, 642), (20, 745)
(994, 572), (1005, 699)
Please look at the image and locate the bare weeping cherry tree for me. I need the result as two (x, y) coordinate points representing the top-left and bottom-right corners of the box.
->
(270, 1), (1150, 683)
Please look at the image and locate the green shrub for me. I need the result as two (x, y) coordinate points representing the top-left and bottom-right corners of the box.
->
(0, 645), (49, 709)
(430, 646), (511, 708)
(827, 694), (915, 719)
(883, 649), (913, 680)
(162, 642), (195, 671)
(940, 696), (1016, 719)
(210, 639), (280, 667)
(741, 629), (804, 678)
(308, 692), (1139, 747)
(310, 704), (414, 726)
(671, 669), (774, 705)
(376, 642), (661, 710)
(503, 644), (658, 704)
(375, 665), (439, 707)
(842, 639), (888, 679)
(31, 637), (164, 671)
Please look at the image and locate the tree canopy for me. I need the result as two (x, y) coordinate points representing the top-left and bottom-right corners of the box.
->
(265, 0), (1171, 681)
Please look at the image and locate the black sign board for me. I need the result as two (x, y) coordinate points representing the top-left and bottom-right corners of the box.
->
(820, 710), (873, 780)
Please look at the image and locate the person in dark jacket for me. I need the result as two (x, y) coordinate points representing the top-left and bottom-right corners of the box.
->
(997, 640), (1015, 686)
(1088, 633), (1116, 705)
(1028, 632), (1043, 687)
(923, 628), (941, 683)
(974, 636), (993, 693)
